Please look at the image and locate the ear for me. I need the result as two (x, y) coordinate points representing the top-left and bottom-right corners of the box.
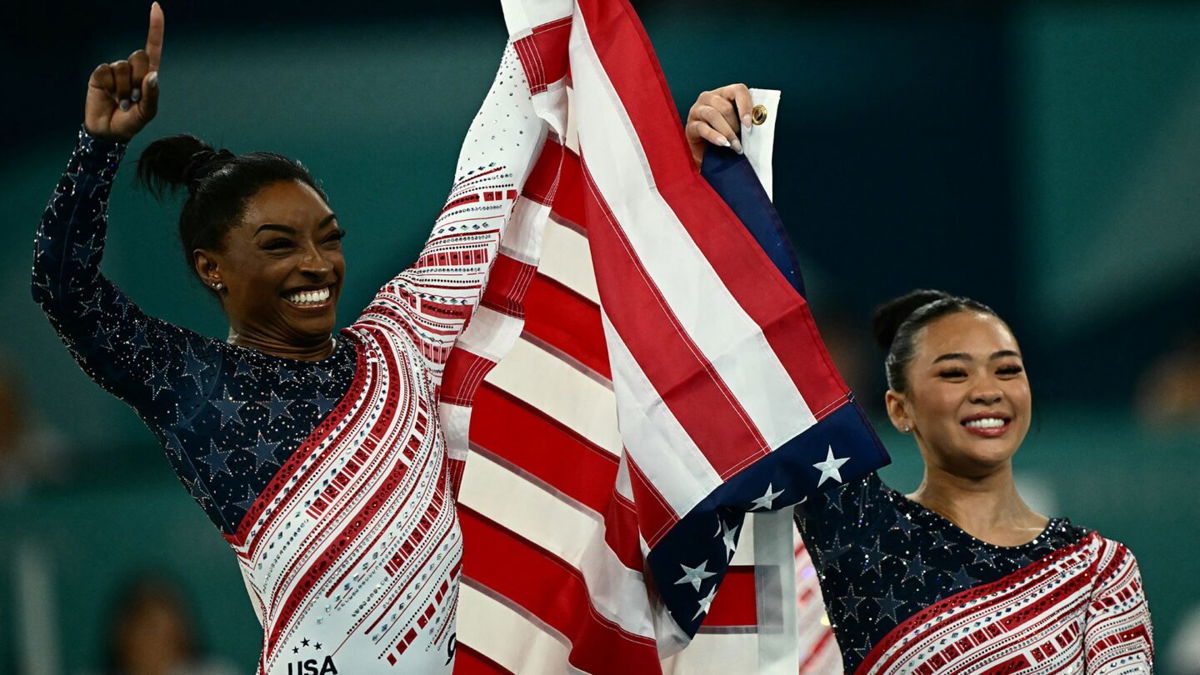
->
(193, 249), (223, 290)
(884, 390), (913, 434)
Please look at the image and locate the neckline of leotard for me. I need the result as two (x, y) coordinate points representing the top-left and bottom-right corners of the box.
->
(885, 481), (1067, 551)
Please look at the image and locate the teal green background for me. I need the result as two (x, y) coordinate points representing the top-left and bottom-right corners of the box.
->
(2, 3), (1197, 673)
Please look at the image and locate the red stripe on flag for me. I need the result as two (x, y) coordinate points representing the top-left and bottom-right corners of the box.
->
(459, 507), (660, 673)
(705, 565), (758, 627)
(471, 383), (617, 510)
(522, 273), (610, 379)
(550, 150), (586, 228)
(576, 0), (849, 415)
(602, 492), (643, 572)
(580, 163), (770, 481)
(512, 17), (571, 95)
(480, 255), (537, 318)
(440, 350), (493, 407)
(523, 140), (565, 206)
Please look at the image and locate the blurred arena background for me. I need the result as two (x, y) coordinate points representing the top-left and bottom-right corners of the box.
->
(2, 1), (1197, 672)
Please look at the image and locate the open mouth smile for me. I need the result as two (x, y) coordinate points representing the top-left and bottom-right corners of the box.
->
(961, 413), (1012, 438)
(283, 286), (334, 309)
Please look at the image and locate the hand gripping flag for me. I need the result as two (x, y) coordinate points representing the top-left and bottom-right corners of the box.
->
(432, 0), (889, 672)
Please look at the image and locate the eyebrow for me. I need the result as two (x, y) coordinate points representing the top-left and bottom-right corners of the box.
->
(254, 213), (338, 236)
(932, 349), (1022, 364)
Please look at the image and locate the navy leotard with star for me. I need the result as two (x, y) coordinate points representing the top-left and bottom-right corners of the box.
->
(33, 130), (355, 534)
(796, 473), (1153, 673)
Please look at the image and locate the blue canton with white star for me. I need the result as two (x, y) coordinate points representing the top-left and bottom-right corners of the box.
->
(32, 130), (357, 534)
(795, 473), (1089, 672)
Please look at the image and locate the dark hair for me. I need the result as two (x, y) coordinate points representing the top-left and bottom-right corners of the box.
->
(872, 289), (999, 392)
(136, 134), (327, 290)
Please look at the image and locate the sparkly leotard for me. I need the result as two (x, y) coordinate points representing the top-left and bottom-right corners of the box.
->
(33, 123), (517, 672)
(796, 473), (1154, 673)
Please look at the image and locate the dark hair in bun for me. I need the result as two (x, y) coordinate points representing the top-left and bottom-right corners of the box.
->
(872, 289), (998, 392)
(136, 134), (327, 292)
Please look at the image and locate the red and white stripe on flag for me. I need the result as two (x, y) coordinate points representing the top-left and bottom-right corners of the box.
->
(436, 0), (886, 672)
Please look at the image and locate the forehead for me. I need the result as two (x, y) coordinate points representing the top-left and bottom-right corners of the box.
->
(915, 311), (1019, 359)
(240, 180), (332, 228)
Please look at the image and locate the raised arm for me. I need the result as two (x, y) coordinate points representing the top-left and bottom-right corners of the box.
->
(354, 43), (542, 388)
(31, 3), (199, 408)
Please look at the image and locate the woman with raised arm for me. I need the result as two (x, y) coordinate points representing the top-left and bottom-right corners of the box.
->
(687, 86), (1154, 673)
(32, 5), (542, 673)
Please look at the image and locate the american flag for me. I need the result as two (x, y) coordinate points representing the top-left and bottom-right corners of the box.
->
(432, 0), (889, 671)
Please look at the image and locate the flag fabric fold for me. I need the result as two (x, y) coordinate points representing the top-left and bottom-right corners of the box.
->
(434, 0), (889, 671)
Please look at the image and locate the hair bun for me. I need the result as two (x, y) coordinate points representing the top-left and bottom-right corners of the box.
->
(136, 134), (231, 198)
(871, 289), (950, 352)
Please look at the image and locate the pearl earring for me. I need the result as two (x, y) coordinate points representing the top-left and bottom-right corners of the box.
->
(211, 281), (224, 291)
(902, 425), (911, 433)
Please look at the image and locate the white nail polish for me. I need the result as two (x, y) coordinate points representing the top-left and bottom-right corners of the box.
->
(119, 99), (131, 112)
(731, 138), (744, 154)
(720, 138), (732, 148)
(131, 88), (141, 103)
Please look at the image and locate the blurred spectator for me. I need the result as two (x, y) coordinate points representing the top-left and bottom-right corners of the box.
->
(1168, 604), (1200, 675)
(95, 574), (236, 675)
(0, 356), (66, 500)
(1136, 323), (1200, 428)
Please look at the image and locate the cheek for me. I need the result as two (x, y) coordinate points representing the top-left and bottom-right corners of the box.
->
(908, 385), (960, 428)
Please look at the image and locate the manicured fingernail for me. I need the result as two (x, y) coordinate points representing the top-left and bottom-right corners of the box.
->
(147, 72), (159, 88)
(719, 137), (732, 148)
(131, 88), (142, 103)
(742, 114), (752, 127)
(119, 99), (131, 112)
(731, 138), (744, 154)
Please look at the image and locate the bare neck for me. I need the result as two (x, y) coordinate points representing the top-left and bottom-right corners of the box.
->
(229, 327), (335, 362)
(907, 462), (1048, 547)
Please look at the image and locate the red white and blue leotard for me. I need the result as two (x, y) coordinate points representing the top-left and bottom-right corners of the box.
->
(33, 128), (491, 672)
(32, 49), (535, 672)
(795, 474), (1155, 673)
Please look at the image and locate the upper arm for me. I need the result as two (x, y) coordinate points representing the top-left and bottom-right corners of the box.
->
(1085, 544), (1154, 673)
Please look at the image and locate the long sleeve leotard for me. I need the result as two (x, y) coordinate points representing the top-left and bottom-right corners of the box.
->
(795, 474), (1154, 673)
(33, 113), (524, 672)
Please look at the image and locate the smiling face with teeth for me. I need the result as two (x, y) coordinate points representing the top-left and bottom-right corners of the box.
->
(885, 310), (1031, 478)
(193, 179), (346, 361)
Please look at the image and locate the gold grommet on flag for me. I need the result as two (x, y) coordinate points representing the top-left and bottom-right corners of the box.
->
(751, 104), (768, 126)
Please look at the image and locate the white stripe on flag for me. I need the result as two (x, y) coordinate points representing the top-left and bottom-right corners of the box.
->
(498, 196), (551, 264)
(455, 306), (526, 364)
(458, 581), (581, 674)
(459, 450), (656, 637)
(570, 9), (818, 448)
(484, 336), (621, 455)
(539, 218), (601, 304)
(602, 312), (723, 519)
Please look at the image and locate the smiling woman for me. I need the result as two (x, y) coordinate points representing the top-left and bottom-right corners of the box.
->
(798, 289), (1156, 673)
(136, 135), (345, 360)
(686, 83), (1155, 672)
(30, 3), (537, 673)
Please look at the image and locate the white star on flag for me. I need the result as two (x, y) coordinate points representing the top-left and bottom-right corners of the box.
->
(718, 519), (740, 562)
(676, 560), (717, 592)
(813, 445), (850, 486)
(692, 585), (718, 620)
(750, 483), (785, 510)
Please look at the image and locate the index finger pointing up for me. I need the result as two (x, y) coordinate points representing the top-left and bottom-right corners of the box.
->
(145, 1), (164, 71)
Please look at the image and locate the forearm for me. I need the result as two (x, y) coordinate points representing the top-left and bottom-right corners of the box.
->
(32, 129), (126, 316)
